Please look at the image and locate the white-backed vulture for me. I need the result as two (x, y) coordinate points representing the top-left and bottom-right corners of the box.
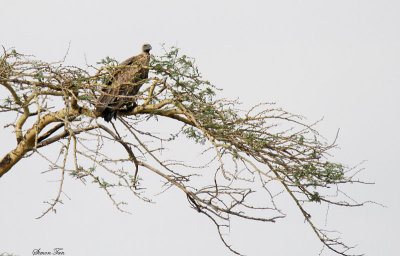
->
(95, 43), (152, 122)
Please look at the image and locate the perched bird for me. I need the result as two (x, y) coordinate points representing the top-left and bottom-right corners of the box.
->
(95, 43), (152, 122)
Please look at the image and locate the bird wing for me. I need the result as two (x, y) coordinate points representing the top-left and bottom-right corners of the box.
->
(95, 53), (150, 113)
(95, 55), (139, 112)
(112, 54), (147, 110)
(105, 55), (139, 85)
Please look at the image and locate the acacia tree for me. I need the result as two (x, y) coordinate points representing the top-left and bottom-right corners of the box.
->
(0, 46), (369, 255)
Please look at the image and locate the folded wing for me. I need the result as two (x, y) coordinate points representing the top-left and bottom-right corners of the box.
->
(95, 45), (151, 122)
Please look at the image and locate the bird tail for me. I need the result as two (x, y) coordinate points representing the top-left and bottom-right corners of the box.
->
(101, 108), (118, 122)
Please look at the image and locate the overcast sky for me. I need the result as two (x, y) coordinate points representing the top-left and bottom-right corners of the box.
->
(1, 0), (399, 255)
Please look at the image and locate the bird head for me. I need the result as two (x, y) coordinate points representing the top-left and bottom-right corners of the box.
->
(142, 44), (152, 53)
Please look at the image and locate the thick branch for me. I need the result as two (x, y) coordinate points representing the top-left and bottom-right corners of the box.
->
(0, 108), (79, 177)
(37, 125), (99, 148)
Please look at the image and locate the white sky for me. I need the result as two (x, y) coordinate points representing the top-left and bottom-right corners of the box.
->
(0, 0), (399, 255)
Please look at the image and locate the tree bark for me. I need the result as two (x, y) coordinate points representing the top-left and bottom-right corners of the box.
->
(0, 108), (74, 177)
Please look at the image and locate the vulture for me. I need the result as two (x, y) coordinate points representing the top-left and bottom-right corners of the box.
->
(95, 43), (152, 122)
